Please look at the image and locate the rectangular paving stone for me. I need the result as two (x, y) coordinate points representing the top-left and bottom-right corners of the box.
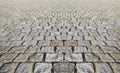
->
(9, 46), (28, 53)
(23, 40), (37, 45)
(91, 40), (106, 45)
(95, 63), (113, 73)
(41, 46), (54, 53)
(0, 63), (18, 73)
(87, 46), (103, 53)
(56, 35), (72, 40)
(34, 63), (52, 73)
(56, 46), (72, 53)
(28, 53), (43, 62)
(50, 40), (63, 46)
(74, 46), (88, 53)
(0, 46), (10, 53)
(110, 53), (120, 62)
(25, 46), (41, 53)
(38, 40), (50, 46)
(0, 53), (18, 62)
(45, 54), (63, 62)
(0, 41), (11, 46)
(76, 63), (94, 73)
(14, 53), (30, 62)
(64, 40), (78, 46)
(54, 63), (75, 73)
(65, 54), (83, 62)
(110, 63), (120, 73)
(78, 40), (90, 46)
(85, 53), (100, 62)
(11, 41), (23, 46)
(15, 63), (33, 73)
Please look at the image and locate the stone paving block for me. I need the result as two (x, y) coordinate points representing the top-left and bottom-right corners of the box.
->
(14, 53), (30, 62)
(110, 63), (120, 73)
(65, 54), (83, 62)
(11, 41), (23, 46)
(110, 53), (120, 62)
(91, 40), (106, 45)
(105, 41), (118, 46)
(0, 46), (10, 53)
(56, 35), (72, 40)
(64, 40), (78, 46)
(50, 40), (63, 46)
(87, 46), (103, 53)
(98, 53), (115, 62)
(28, 53), (43, 62)
(0, 53), (18, 62)
(100, 46), (119, 53)
(76, 63), (94, 73)
(9, 46), (28, 53)
(38, 40), (50, 46)
(34, 63), (52, 73)
(41, 46), (54, 53)
(0, 63), (18, 73)
(73, 36), (83, 40)
(78, 40), (90, 46)
(95, 63), (113, 73)
(34, 36), (44, 40)
(74, 46), (88, 53)
(56, 46), (72, 53)
(0, 41), (11, 46)
(54, 63), (75, 73)
(25, 46), (41, 53)
(23, 40), (37, 45)
(45, 54), (63, 62)
(85, 53), (100, 62)
(15, 63), (33, 73)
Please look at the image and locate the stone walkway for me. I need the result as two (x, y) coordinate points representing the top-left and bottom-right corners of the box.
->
(0, 0), (120, 73)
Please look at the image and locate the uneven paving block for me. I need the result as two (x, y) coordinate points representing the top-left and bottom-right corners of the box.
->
(0, 53), (18, 62)
(0, 63), (3, 67)
(9, 46), (28, 53)
(74, 46), (87, 53)
(100, 46), (119, 53)
(14, 53), (30, 62)
(23, 40), (37, 45)
(73, 36), (83, 40)
(110, 63), (120, 73)
(110, 53), (120, 62)
(0, 41), (11, 46)
(87, 46), (103, 53)
(41, 46), (54, 53)
(0, 46), (10, 53)
(11, 41), (23, 46)
(28, 53), (43, 62)
(34, 63), (52, 73)
(34, 36), (44, 40)
(64, 40), (78, 46)
(25, 46), (41, 53)
(105, 41), (118, 46)
(76, 63), (94, 73)
(56, 35), (72, 40)
(91, 40), (106, 45)
(98, 53), (115, 62)
(45, 54), (63, 62)
(65, 54), (83, 62)
(85, 53), (100, 62)
(95, 63), (113, 73)
(78, 41), (90, 46)
(45, 36), (55, 40)
(56, 46), (72, 53)
(54, 63), (75, 73)
(50, 40), (63, 46)
(38, 40), (50, 46)
(15, 63), (33, 73)
(0, 63), (18, 73)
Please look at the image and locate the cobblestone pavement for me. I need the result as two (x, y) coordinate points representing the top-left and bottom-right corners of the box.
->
(0, 0), (120, 73)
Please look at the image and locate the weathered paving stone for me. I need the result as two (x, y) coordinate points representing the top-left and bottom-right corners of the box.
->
(11, 41), (23, 46)
(0, 46), (10, 53)
(41, 46), (54, 53)
(54, 63), (75, 73)
(0, 53), (18, 62)
(38, 40), (50, 46)
(14, 53), (30, 62)
(98, 53), (115, 62)
(64, 40), (78, 46)
(95, 63), (113, 73)
(0, 63), (3, 67)
(23, 40), (37, 45)
(110, 63), (120, 73)
(65, 54), (83, 62)
(87, 46), (103, 53)
(91, 40), (106, 45)
(50, 40), (63, 46)
(28, 53), (43, 62)
(78, 40), (90, 46)
(9, 46), (28, 53)
(100, 46), (119, 53)
(56, 46), (72, 53)
(0, 41), (11, 46)
(34, 63), (52, 73)
(45, 54), (63, 62)
(76, 63), (94, 73)
(25, 46), (41, 53)
(110, 53), (120, 62)
(85, 53), (100, 62)
(74, 46), (88, 53)
(56, 35), (72, 40)
(0, 63), (18, 73)
(15, 63), (33, 73)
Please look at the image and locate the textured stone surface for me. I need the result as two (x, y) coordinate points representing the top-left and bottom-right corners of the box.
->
(14, 54), (30, 62)
(64, 40), (78, 46)
(50, 40), (63, 46)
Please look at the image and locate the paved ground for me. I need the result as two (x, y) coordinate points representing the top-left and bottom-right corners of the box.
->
(0, 0), (120, 73)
